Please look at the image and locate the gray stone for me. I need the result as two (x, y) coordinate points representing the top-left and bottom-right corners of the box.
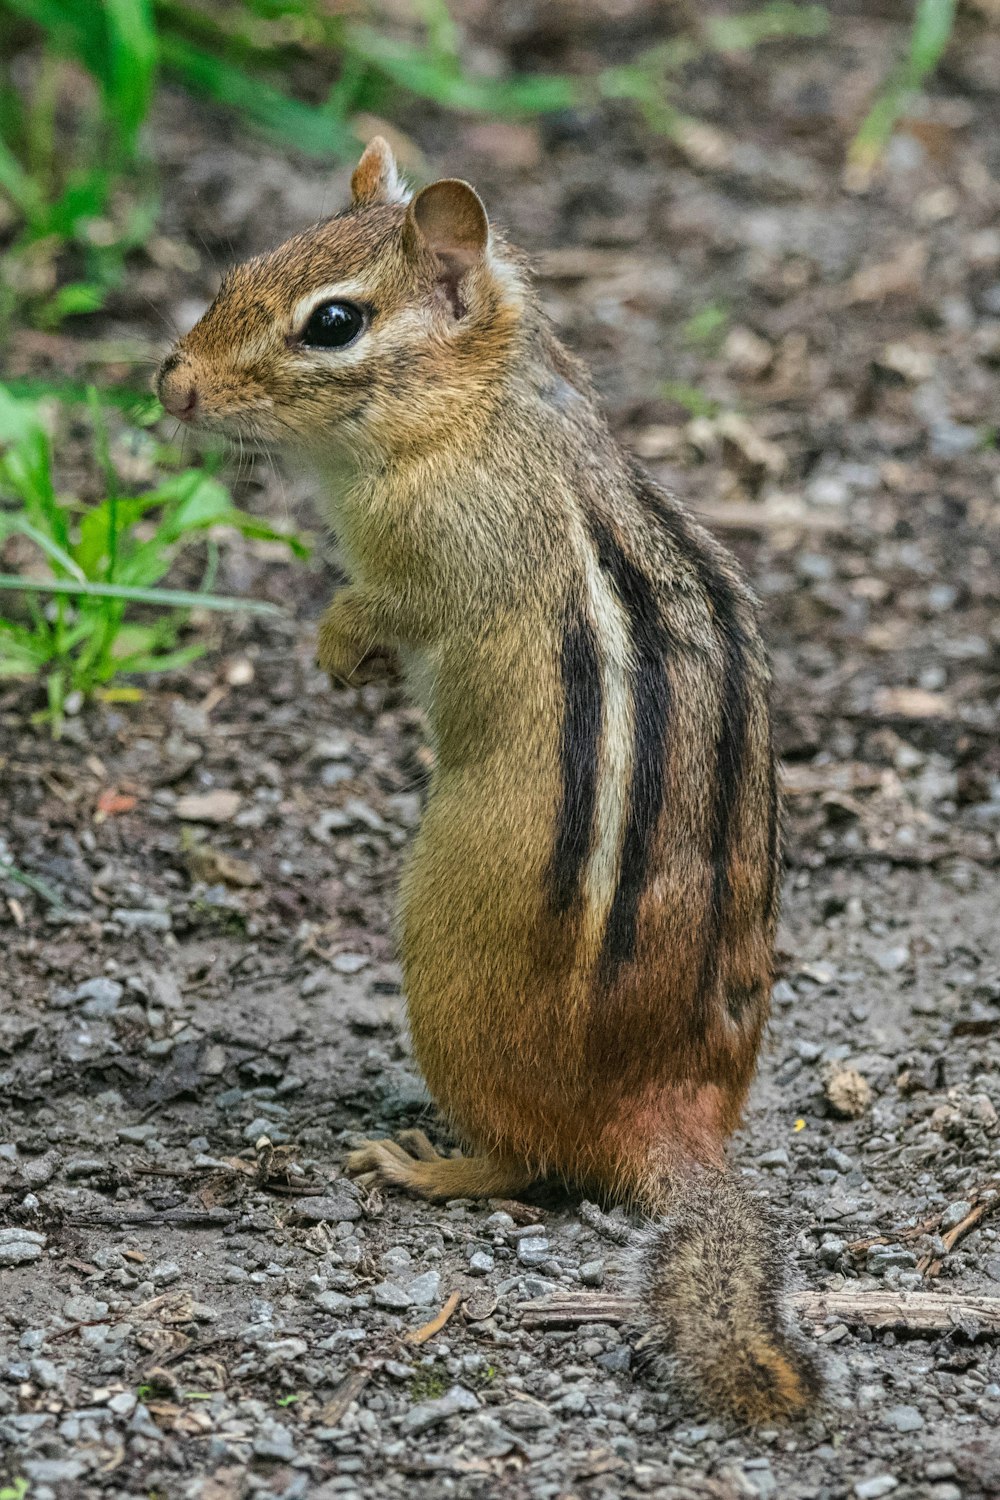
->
(758, 1149), (789, 1169)
(866, 1245), (917, 1275)
(129, 1403), (163, 1438)
(0, 1227), (46, 1246)
(407, 1270), (442, 1305)
(314, 1291), (352, 1314)
(111, 908), (172, 931)
(373, 1280), (412, 1310)
(516, 1237), (550, 1266)
(0, 1238), (43, 1267)
(467, 1251), (494, 1276)
(332, 952), (369, 975)
(939, 1200), (972, 1232)
(253, 1425), (297, 1462)
(885, 1405), (923, 1433)
(874, 946), (909, 973)
(854, 1480), (898, 1500)
(580, 1259), (605, 1287)
(22, 1459), (86, 1484)
(29, 1359), (62, 1389)
(75, 977), (124, 1016)
(118, 1123), (158, 1144)
(495, 1401), (553, 1432)
(400, 1385), (480, 1434)
(292, 1190), (362, 1224)
(64, 1157), (104, 1178)
(149, 1261), (181, 1285)
(63, 1295), (109, 1321)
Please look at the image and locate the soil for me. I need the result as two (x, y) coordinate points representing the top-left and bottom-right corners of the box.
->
(3, 3), (1000, 1498)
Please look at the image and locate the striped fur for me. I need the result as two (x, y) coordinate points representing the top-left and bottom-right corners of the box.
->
(585, 515), (673, 985)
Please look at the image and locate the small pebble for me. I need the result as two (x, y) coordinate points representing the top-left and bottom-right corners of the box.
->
(854, 1479), (898, 1500)
(149, 1261), (181, 1285)
(884, 1404), (923, 1433)
(579, 1259), (605, 1287)
(516, 1237), (550, 1266)
(400, 1385), (479, 1434)
(373, 1280), (412, 1310)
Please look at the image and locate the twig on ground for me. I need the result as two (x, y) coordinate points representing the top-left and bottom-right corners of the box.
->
(518, 1288), (1000, 1336)
(321, 1366), (374, 1426)
(405, 1290), (462, 1346)
(68, 1208), (237, 1229)
(578, 1200), (639, 1246)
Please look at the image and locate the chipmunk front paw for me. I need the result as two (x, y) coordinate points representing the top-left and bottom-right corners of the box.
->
(317, 598), (397, 686)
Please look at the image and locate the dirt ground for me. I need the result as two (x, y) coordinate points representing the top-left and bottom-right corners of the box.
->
(3, 3), (1000, 1498)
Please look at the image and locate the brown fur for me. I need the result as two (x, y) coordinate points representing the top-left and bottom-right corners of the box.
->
(157, 138), (819, 1423)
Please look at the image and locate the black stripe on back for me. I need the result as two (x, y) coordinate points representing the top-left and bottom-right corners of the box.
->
(587, 517), (673, 983)
(550, 607), (602, 915)
(631, 473), (759, 1020)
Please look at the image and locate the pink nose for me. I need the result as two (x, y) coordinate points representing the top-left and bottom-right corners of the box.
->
(157, 354), (199, 422)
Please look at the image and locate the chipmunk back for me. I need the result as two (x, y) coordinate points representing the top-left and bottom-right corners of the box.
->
(158, 138), (820, 1423)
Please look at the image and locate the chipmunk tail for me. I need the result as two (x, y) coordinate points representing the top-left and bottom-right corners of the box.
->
(635, 1169), (822, 1424)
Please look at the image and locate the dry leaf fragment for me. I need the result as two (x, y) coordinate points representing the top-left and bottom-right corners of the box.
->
(96, 789), (138, 817)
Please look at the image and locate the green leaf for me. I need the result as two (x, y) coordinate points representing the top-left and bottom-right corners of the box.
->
(75, 495), (151, 578)
(0, 387), (46, 447)
(38, 281), (107, 327)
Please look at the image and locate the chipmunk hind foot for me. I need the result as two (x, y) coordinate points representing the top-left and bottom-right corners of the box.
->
(636, 1169), (822, 1424)
(346, 1131), (536, 1202)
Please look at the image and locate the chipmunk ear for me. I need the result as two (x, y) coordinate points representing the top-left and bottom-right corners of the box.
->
(403, 179), (490, 316)
(351, 136), (409, 207)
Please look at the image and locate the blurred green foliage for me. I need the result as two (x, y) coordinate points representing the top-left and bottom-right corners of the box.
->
(0, 384), (304, 727)
(850, 0), (957, 175)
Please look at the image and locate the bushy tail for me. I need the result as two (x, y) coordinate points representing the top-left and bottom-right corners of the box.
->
(636, 1170), (821, 1424)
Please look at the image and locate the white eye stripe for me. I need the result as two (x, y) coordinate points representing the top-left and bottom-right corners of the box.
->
(291, 280), (370, 336)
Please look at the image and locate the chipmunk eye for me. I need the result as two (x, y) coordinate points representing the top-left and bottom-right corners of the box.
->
(300, 300), (366, 349)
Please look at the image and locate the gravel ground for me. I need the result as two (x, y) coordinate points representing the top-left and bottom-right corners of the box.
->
(3, 4), (1000, 1497)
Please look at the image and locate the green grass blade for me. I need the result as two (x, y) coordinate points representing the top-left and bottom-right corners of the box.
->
(159, 32), (358, 157)
(0, 135), (43, 218)
(0, 516), (86, 580)
(0, 858), (69, 911)
(909, 0), (956, 76)
(851, 0), (956, 170)
(345, 26), (578, 114)
(0, 574), (283, 613)
(103, 0), (159, 147)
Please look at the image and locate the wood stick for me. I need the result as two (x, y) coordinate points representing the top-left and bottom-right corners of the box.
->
(518, 1288), (1000, 1337)
(405, 1290), (462, 1346)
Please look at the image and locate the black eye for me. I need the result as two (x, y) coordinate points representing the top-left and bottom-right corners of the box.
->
(300, 300), (366, 349)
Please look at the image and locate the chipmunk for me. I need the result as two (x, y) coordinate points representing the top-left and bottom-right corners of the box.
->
(157, 138), (820, 1423)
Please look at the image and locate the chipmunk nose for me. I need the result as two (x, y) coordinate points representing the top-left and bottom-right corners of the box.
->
(157, 352), (200, 422)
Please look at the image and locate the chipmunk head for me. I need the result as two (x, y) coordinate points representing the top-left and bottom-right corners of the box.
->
(156, 138), (528, 458)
